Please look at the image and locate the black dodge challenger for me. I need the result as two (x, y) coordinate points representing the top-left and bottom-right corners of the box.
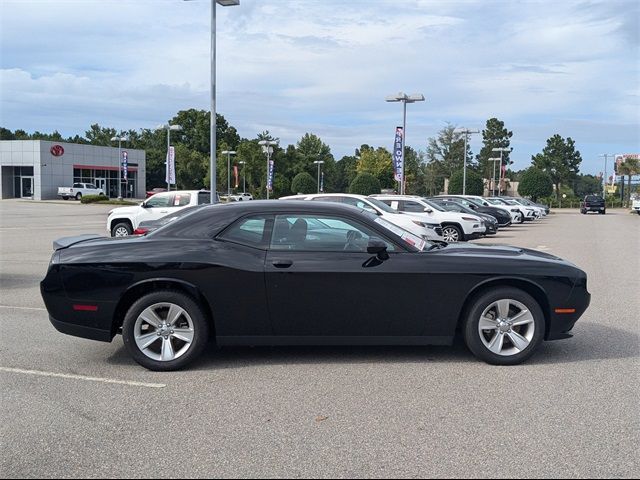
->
(41, 201), (590, 371)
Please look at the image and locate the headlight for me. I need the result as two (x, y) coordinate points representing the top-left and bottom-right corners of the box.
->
(462, 216), (478, 222)
(412, 220), (427, 228)
(49, 251), (60, 266)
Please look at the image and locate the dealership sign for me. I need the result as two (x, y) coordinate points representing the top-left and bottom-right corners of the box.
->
(50, 145), (65, 157)
(166, 146), (176, 185)
(392, 127), (404, 183)
(267, 159), (275, 191)
(122, 151), (129, 181)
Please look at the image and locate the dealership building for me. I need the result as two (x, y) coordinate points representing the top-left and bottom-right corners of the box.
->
(0, 140), (146, 200)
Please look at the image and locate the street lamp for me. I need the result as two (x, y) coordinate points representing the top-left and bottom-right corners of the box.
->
(313, 160), (325, 193)
(157, 124), (183, 191)
(491, 147), (511, 196)
(238, 160), (246, 194)
(185, 0), (240, 203)
(110, 135), (128, 200)
(488, 158), (502, 196)
(259, 140), (277, 199)
(455, 128), (480, 195)
(221, 150), (236, 195)
(386, 92), (425, 195)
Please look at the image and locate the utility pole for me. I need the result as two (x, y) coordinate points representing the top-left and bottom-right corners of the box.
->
(599, 154), (614, 199)
(456, 128), (480, 195)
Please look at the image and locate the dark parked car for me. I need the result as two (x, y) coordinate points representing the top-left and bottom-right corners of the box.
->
(41, 201), (590, 371)
(580, 195), (606, 214)
(433, 196), (512, 227)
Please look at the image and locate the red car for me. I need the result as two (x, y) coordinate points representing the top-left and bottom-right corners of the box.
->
(146, 188), (167, 198)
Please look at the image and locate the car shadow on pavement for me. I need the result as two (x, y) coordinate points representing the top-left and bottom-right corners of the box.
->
(103, 321), (637, 370)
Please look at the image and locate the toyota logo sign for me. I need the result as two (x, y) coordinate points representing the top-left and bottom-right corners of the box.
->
(50, 145), (65, 157)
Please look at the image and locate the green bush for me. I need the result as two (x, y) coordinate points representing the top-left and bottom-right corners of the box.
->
(518, 168), (553, 201)
(80, 194), (106, 204)
(349, 173), (382, 196)
(291, 172), (317, 194)
(448, 170), (483, 195)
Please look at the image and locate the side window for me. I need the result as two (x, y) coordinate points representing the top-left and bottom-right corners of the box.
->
(269, 215), (395, 252)
(173, 193), (191, 207)
(218, 216), (269, 249)
(402, 201), (425, 213)
(198, 192), (211, 205)
(86, 184), (96, 190)
(73, 183), (83, 188)
(146, 193), (173, 208)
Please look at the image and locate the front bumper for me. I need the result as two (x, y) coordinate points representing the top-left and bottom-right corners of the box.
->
(546, 285), (591, 341)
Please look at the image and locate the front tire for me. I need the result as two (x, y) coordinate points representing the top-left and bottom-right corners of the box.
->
(111, 222), (132, 237)
(463, 288), (545, 365)
(442, 225), (463, 243)
(122, 291), (210, 371)
(75, 193), (82, 201)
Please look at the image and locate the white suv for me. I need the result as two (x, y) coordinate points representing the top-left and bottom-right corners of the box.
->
(279, 193), (444, 241)
(107, 190), (214, 237)
(374, 195), (485, 243)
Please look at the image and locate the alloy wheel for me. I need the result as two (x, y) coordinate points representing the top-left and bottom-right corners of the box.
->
(478, 299), (535, 356)
(134, 302), (195, 362)
(442, 226), (460, 243)
(114, 226), (130, 237)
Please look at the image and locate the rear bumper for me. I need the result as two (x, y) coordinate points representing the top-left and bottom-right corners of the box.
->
(49, 316), (113, 342)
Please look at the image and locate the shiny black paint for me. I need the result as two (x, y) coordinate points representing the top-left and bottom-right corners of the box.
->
(41, 201), (590, 347)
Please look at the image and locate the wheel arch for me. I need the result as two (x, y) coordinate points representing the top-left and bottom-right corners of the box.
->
(456, 277), (551, 339)
(109, 217), (133, 232)
(111, 278), (215, 339)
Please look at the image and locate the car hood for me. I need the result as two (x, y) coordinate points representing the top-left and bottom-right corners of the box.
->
(108, 206), (141, 216)
(433, 242), (569, 263)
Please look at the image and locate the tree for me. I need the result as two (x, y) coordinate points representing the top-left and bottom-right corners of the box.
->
(476, 118), (513, 180)
(425, 124), (474, 192)
(85, 124), (117, 146)
(531, 134), (582, 199)
(356, 147), (394, 189)
(349, 172), (381, 196)
(335, 154), (359, 192)
(448, 170), (483, 195)
(573, 174), (603, 198)
(291, 172), (317, 194)
(174, 144), (207, 189)
(169, 109), (240, 155)
(518, 168), (553, 201)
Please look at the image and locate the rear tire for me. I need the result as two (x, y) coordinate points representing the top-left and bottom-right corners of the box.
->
(463, 287), (545, 365)
(122, 290), (210, 371)
(75, 193), (82, 201)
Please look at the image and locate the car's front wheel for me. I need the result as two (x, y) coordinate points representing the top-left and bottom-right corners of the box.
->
(442, 225), (463, 243)
(75, 193), (82, 201)
(463, 288), (545, 365)
(122, 291), (210, 371)
(111, 222), (132, 237)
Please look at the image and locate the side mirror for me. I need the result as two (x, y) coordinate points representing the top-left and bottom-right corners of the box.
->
(141, 202), (150, 208)
(367, 238), (390, 260)
(423, 207), (433, 213)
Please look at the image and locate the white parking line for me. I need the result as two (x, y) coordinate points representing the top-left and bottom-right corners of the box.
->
(0, 367), (166, 389)
(0, 305), (47, 311)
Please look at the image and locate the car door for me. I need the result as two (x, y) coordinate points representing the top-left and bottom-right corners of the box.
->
(264, 213), (431, 339)
(137, 192), (175, 225)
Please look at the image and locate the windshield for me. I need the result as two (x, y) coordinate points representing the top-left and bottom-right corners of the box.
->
(366, 197), (397, 214)
(372, 216), (432, 252)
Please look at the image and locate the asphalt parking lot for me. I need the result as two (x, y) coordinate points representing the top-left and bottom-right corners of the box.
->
(0, 200), (638, 478)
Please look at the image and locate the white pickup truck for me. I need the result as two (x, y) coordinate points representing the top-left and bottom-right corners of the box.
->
(107, 190), (214, 236)
(632, 193), (640, 215)
(58, 183), (105, 200)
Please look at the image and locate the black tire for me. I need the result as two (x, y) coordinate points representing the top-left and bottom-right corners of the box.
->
(518, 212), (525, 224)
(111, 222), (132, 237)
(62, 196), (69, 200)
(463, 287), (545, 365)
(602, 210), (606, 215)
(442, 225), (463, 243)
(122, 290), (210, 371)
(75, 193), (82, 201)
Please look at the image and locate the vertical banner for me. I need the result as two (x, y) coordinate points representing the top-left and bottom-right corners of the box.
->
(166, 146), (176, 185)
(392, 127), (404, 183)
(267, 159), (275, 191)
(121, 151), (129, 181)
(234, 165), (239, 188)
(320, 171), (324, 192)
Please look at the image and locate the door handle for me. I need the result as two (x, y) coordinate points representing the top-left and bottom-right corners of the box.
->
(272, 259), (293, 268)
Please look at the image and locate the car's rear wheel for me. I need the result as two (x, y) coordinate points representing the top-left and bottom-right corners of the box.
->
(442, 225), (463, 243)
(463, 288), (545, 365)
(75, 193), (82, 201)
(122, 291), (209, 371)
(111, 222), (132, 237)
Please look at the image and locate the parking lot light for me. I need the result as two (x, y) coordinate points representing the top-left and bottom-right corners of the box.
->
(221, 150), (237, 195)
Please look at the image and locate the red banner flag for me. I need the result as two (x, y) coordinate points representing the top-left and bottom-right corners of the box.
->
(233, 165), (239, 188)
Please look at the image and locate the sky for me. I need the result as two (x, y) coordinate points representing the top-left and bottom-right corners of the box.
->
(1, 0), (638, 175)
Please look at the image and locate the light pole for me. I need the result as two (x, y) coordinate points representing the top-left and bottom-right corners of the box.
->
(238, 160), (246, 194)
(386, 92), (425, 195)
(110, 135), (128, 201)
(455, 128), (480, 195)
(259, 140), (277, 199)
(488, 157), (502, 196)
(313, 160), (325, 193)
(599, 154), (614, 198)
(492, 147), (511, 195)
(221, 150), (236, 195)
(157, 124), (182, 191)
(185, 0), (240, 203)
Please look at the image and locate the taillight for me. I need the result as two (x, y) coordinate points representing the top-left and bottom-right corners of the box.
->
(133, 227), (149, 235)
